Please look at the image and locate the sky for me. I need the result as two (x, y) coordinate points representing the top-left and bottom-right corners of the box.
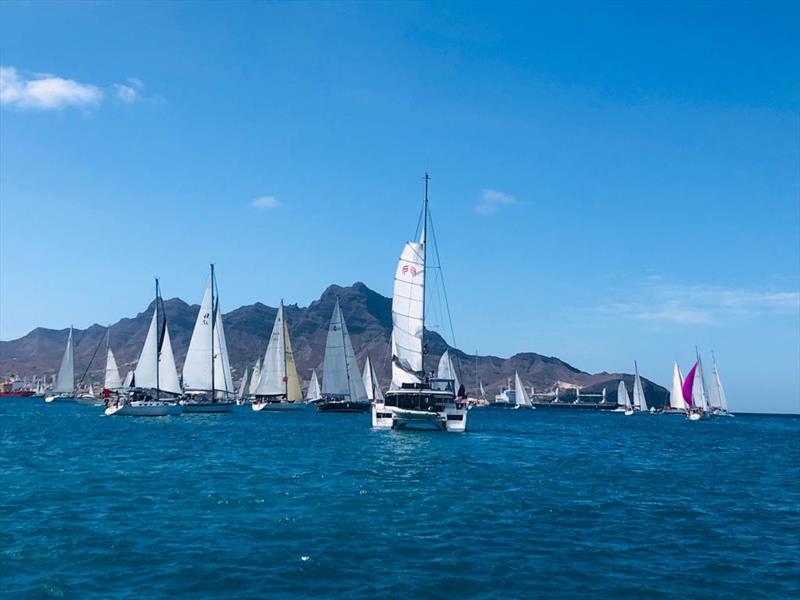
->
(1, 1), (798, 413)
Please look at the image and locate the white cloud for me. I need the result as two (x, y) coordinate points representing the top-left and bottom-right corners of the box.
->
(475, 189), (517, 215)
(113, 77), (144, 104)
(597, 281), (800, 325)
(1, 66), (103, 110)
(251, 196), (280, 210)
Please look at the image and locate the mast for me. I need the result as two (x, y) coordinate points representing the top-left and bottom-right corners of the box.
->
(421, 172), (429, 380)
(155, 277), (160, 399)
(282, 301), (288, 399)
(210, 263), (216, 398)
(338, 300), (352, 400)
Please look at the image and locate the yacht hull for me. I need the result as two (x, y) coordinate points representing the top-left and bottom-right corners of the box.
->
(316, 400), (371, 413)
(182, 401), (236, 413)
(105, 401), (183, 417)
(251, 401), (305, 412)
(45, 395), (77, 403)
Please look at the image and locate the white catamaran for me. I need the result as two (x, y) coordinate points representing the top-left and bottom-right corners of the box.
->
(252, 301), (304, 411)
(181, 265), (236, 413)
(45, 326), (76, 403)
(362, 356), (385, 404)
(617, 380), (634, 416)
(372, 174), (468, 432)
(105, 279), (183, 417)
(317, 299), (371, 412)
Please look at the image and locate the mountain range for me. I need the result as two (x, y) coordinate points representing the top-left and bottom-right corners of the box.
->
(0, 282), (668, 406)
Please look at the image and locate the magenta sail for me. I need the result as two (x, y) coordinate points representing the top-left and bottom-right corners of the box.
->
(682, 362), (698, 408)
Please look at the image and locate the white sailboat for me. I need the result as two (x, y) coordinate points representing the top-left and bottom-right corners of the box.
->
(252, 301), (304, 411)
(372, 174), (468, 431)
(317, 299), (370, 412)
(692, 351), (711, 416)
(236, 367), (250, 405)
(632, 361), (649, 413)
(182, 266), (236, 413)
(663, 362), (686, 414)
(708, 352), (733, 416)
(104, 330), (122, 391)
(105, 279), (183, 416)
(306, 370), (322, 403)
(618, 380), (634, 416)
(513, 371), (534, 409)
(45, 326), (76, 403)
(362, 357), (385, 403)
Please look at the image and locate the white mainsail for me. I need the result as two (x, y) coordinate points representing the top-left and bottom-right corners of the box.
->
(53, 327), (75, 394)
(158, 322), (182, 395)
(104, 346), (122, 390)
(237, 368), (250, 401)
(670, 362), (684, 410)
(249, 359), (262, 395)
(182, 277), (214, 391)
(362, 357), (385, 402)
(134, 304), (182, 395)
(391, 238), (425, 388)
(437, 350), (461, 393)
(306, 370), (321, 402)
(322, 300), (368, 401)
(254, 302), (301, 401)
(122, 370), (134, 388)
(212, 302), (234, 395)
(709, 357), (728, 412)
(618, 380), (632, 409)
(692, 356), (709, 411)
(632, 362), (648, 411)
(514, 371), (532, 407)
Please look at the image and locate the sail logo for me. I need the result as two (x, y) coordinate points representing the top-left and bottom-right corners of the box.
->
(401, 264), (418, 277)
(202, 312), (210, 325)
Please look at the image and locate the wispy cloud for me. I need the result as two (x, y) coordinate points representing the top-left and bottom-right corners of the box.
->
(1, 66), (154, 111)
(250, 196), (280, 210)
(475, 189), (517, 215)
(597, 281), (800, 325)
(0, 66), (103, 110)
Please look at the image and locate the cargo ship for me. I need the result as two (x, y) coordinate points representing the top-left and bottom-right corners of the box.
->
(0, 376), (34, 397)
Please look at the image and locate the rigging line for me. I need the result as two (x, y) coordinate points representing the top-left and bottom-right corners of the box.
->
(427, 209), (457, 352)
(77, 331), (105, 387)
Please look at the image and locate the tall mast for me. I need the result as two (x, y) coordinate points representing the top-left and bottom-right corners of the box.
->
(421, 172), (429, 379)
(155, 277), (160, 399)
(210, 263), (216, 398)
(281, 301), (288, 399)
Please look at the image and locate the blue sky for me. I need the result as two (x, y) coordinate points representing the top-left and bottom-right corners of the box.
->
(1, 1), (798, 412)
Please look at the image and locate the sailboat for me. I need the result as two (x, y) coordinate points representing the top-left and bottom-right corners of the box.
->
(632, 361), (649, 413)
(45, 327), (76, 403)
(252, 301), (304, 411)
(692, 351), (711, 417)
(236, 367), (250, 405)
(306, 370), (322, 403)
(513, 371), (534, 409)
(664, 362), (687, 414)
(437, 350), (462, 396)
(617, 380), (634, 416)
(181, 266), (236, 413)
(104, 330), (122, 391)
(362, 357), (385, 404)
(683, 362), (702, 420)
(708, 352), (733, 416)
(317, 299), (370, 412)
(105, 279), (183, 417)
(371, 174), (468, 431)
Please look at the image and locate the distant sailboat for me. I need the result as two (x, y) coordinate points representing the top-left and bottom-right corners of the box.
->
(437, 350), (461, 396)
(252, 301), (304, 411)
(362, 357), (385, 403)
(692, 351), (710, 416)
(632, 362), (649, 413)
(665, 362), (686, 414)
(182, 266), (236, 413)
(306, 370), (322, 403)
(45, 327), (76, 403)
(248, 359), (262, 398)
(371, 174), (468, 431)
(618, 380), (634, 416)
(105, 279), (183, 416)
(514, 371), (534, 409)
(317, 299), (370, 413)
(236, 368), (250, 405)
(683, 362), (702, 420)
(708, 352), (732, 416)
(104, 330), (122, 391)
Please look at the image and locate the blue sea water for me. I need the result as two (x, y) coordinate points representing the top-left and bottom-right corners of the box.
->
(1, 399), (798, 599)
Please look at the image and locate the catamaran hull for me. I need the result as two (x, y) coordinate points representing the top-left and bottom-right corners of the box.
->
(181, 401), (236, 413)
(45, 395), (77, 403)
(105, 402), (183, 417)
(373, 404), (468, 432)
(251, 401), (305, 412)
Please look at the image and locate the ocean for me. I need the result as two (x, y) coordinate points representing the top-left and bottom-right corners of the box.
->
(1, 399), (798, 599)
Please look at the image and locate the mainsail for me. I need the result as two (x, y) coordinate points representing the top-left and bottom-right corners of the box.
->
(322, 300), (368, 401)
(237, 368), (250, 402)
(182, 277), (214, 391)
(514, 371), (532, 407)
(437, 350), (461, 393)
(362, 357), (385, 402)
(249, 359), (261, 395)
(134, 301), (182, 395)
(306, 370), (321, 402)
(692, 356), (708, 411)
(670, 362), (685, 410)
(391, 238), (425, 388)
(104, 340), (122, 390)
(632, 362), (648, 411)
(254, 302), (302, 401)
(212, 302), (234, 395)
(618, 380), (631, 409)
(709, 356), (728, 412)
(53, 327), (75, 394)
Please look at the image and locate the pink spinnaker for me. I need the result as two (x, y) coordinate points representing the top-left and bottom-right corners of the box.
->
(682, 362), (698, 408)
